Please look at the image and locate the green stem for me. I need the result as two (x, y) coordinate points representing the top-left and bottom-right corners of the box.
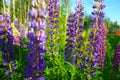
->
(2, 0), (5, 12)
(19, 0), (22, 24)
(9, 63), (14, 80)
(12, 0), (15, 19)
(8, 0), (10, 13)
(19, 47), (21, 65)
(24, 4), (26, 23)
(66, 5), (69, 19)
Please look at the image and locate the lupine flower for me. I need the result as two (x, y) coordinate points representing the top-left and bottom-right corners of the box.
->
(48, 0), (60, 54)
(25, 0), (48, 79)
(99, 26), (106, 68)
(75, 0), (84, 68)
(87, 0), (106, 76)
(65, 13), (77, 65)
(0, 12), (16, 77)
(13, 19), (26, 46)
(113, 42), (120, 71)
(11, 18), (20, 46)
(19, 25), (26, 46)
(65, 0), (84, 66)
(14, 18), (19, 30)
(96, 1), (106, 69)
(20, 25), (26, 39)
(13, 35), (20, 46)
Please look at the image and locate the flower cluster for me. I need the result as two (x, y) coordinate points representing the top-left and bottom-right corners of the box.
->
(65, 13), (77, 65)
(12, 18), (20, 46)
(25, 0), (48, 79)
(65, 0), (84, 66)
(0, 12), (16, 77)
(94, 0), (106, 69)
(48, 0), (60, 54)
(99, 26), (106, 68)
(113, 42), (120, 71)
(14, 18), (19, 30)
(13, 23), (26, 46)
(19, 25), (26, 46)
(75, 0), (84, 68)
(87, 0), (106, 76)
(13, 18), (26, 46)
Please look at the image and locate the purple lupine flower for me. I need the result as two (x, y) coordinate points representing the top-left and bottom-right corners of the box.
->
(13, 23), (26, 46)
(14, 18), (19, 30)
(48, 0), (60, 54)
(99, 26), (106, 68)
(113, 42), (120, 71)
(65, 0), (84, 66)
(13, 18), (21, 46)
(19, 25), (26, 46)
(87, 0), (106, 76)
(25, 0), (47, 79)
(96, 1), (106, 69)
(0, 12), (16, 77)
(65, 13), (77, 65)
(13, 35), (20, 46)
(75, 0), (84, 68)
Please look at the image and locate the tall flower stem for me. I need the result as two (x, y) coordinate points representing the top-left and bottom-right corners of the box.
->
(65, 13), (77, 65)
(2, 0), (5, 12)
(87, 0), (106, 77)
(25, 0), (48, 79)
(12, 0), (15, 19)
(0, 12), (16, 78)
(48, 0), (60, 54)
(75, 0), (84, 68)
(9, 63), (14, 80)
(65, 0), (84, 66)
(113, 41), (120, 71)
(99, 24), (106, 69)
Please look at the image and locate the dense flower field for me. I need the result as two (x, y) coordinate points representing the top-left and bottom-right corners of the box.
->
(0, 0), (120, 80)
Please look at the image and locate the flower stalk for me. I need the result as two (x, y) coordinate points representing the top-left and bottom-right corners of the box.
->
(87, 0), (106, 76)
(65, 0), (84, 66)
(113, 42), (120, 71)
(25, 0), (48, 79)
(48, 0), (60, 54)
(0, 12), (16, 78)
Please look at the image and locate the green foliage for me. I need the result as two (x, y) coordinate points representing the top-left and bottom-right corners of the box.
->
(0, 38), (29, 80)
(103, 34), (120, 80)
(0, 0), (120, 80)
(105, 19), (120, 33)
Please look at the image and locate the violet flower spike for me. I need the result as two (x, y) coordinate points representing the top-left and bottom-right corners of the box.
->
(75, 0), (84, 68)
(0, 12), (16, 77)
(14, 18), (19, 30)
(65, 0), (84, 66)
(99, 25), (106, 68)
(48, 0), (60, 54)
(25, 0), (47, 79)
(113, 42), (120, 71)
(65, 14), (77, 65)
(87, 0), (106, 77)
